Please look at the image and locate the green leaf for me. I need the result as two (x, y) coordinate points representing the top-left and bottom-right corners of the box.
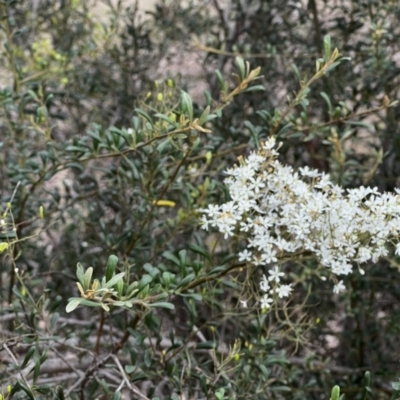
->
(243, 84), (265, 92)
(54, 385), (65, 400)
(135, 109), (153, 126)
(207, 266), (226, 276)
(215, 388), (225, 400)
(66, 297), (103, 313)
(162, 251), (181, 266)
(0, 231), (17, 239)
(178, 249), (187, 266)
(178, 292), (202, 301)
(189, 243), (213, 264)
(83, 267), (93, 289)
(391, 380), (400, 391)
(270, 386), (291, 392)
(21, 346), (35, 368)
(204, 114), (217, 123)
(214, 69), (225, 88)
(0, 242), (9, 253)
(111, 392), (122, 400)
(345, 120), (373, 130)
(259, 364), (269, 379)
(154, 113), (178, 127)
(78, 299), (103, 307)
(176, 273), (195, 289)
(196, 341), (216, 349)
(235, 56), (246, 80)
(148, 302), (175, 310)
(18, 381), (35, 400)
(323, 35), (331, 61)
(34, 385), (50, 395)
(199, 106), (210, 125)
(156, 138), (170, 153)
(291, 63), (301, 83)
(331, 385), (340, 400)
(87, 129), (103, 143)
(222, 279), (240, 290)
(144, 263), (160, 278)
(221, 254), (235, 265)
(106, 255), (118, 282)
(125, 365), (136, 374)
(27, 90), (39, 101)
(103, 272), (125, 289)
(126, 281), (138, 294)
(276, 123), (294, 137)
(363, 371), (371, 387)
(65, 145), (88, 153)
(66, 298), (83, 313)
(324, 61), (341, 74)
(116, 278), (124, 297)
(138, 274), (153, 291)
(65, 162), (84, 172)
(364, 386), (373, 394)
(162, 271), (175, 288)
(33, 353), (42, 382)
(320, 91), (332, 112)
(204, 89), (212, 106)
(180, 91), (193, 122)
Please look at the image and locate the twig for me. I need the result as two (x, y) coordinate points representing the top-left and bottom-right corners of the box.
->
(51, 347), (83, 379)
(113, 314), (140, 354)
(180, 262), (245, 291)
(95, 309), (106, 353)
(124, 144), (194, 255)
(3, 343), (36, 399)
(64, 353), (112, 397)
(289, 356), (369, 374)
(110, 354), (151, 400)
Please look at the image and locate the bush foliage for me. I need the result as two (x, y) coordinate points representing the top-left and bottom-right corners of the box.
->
(1, 0), (400, 399)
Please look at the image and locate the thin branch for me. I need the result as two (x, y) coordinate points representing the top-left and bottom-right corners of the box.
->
(180, 262), (245, 292)
(111, 354), (151, 400)
(64, 353), (112, 397)
(124, 144), (194, 255)
(3, 344), (36, 399)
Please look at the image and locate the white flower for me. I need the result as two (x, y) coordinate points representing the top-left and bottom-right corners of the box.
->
(238, 249), (252, 262)
(299, 166), (320, 178)
(200, 138), (400, 310)
(259, 274), (270, 292)
(199, 215), (211, 230)
(333, 280), (346, 294)
(261, 247), (277, 264)
(218, 222), (235, 239)
(268, 266), (284, 282)
(201, 204), (221, 219)
(262, 137), (276, 150)
(249, 176), (265, 193)
(260, 294), (273, 309)
(395, 242), (400, 256)
(275, 284), (292, 298)
(240, 300), (248, 308)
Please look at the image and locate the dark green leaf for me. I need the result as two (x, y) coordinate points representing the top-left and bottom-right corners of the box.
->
(148, 302), (175, 310)
(135, 109), (154, 126)
(176, 273), (195, 289)
(138, 274), (153, 291)
(106, 255), (118, 282)
(21, 346), (35, 369)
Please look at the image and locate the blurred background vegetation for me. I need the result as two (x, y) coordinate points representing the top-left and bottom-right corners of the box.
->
(1, 0), (400, 399)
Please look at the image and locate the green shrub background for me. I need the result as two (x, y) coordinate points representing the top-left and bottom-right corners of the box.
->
(1, 0), (400, 399)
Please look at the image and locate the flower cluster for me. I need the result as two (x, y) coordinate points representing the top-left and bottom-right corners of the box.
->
(201, 137), (400, 309)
